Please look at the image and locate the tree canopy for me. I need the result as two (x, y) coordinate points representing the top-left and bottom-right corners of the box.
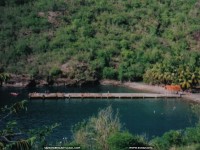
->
(0, 0), (200, 88)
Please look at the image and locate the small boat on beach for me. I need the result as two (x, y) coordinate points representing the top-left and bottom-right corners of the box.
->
(10, 92), (19, 96)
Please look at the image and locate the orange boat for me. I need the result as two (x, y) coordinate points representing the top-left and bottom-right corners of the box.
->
(165, 85), (181, 91)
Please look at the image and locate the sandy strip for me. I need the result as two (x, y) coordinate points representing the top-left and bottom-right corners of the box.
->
(100, 80), (200, 103)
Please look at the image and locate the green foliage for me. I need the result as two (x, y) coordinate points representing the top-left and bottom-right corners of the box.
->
(172, 144), (200, 150)
(0, 0), (200, 82)
(151, 126), (200, 150)
(103, 67), (117, 79)
(0, 101), (59, 150)
(1, 100), (27, 117)
(49, 67), (62, 77)
(28, 123), (60, 149)
(163, 130), (183, 146)
(108, 132), (148, 150)
(143, 61), (200, 89)
(29, 67), (39, 78)
(151, 130), (183, 150)
(72, 106), (121, 150)
(183, 126), (200, 144)
(5, 137), (36, 150)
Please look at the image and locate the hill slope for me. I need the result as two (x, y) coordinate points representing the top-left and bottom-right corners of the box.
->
(0, 0), (200, 86)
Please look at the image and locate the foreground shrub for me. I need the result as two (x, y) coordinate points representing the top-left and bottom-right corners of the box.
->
(150, 130), (183, 150)
(108, 132), (149, 150)
(49, 67), (62, 77)
(72, 106), (121, 150)
(183, 125), (200, 144)
(103, 67), (118, 79)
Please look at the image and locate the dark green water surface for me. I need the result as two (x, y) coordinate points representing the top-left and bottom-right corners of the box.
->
(0, 85), (197, 142)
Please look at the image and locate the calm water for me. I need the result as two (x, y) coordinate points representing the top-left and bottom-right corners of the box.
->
(0, 85), (197, 142)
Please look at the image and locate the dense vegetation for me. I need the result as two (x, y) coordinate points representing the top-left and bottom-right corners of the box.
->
(0, 0), (200, 87)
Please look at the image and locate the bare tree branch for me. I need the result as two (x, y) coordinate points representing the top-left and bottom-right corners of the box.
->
(0, 136), (15, 144)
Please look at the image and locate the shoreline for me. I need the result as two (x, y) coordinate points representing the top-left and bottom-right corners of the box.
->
(1, 79), (199, 103)
(100, 80), (200, 103)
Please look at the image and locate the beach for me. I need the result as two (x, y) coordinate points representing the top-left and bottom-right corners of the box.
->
(100, 80), (200, 103)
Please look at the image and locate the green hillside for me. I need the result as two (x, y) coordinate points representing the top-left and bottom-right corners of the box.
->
(0, 0), (200, 87)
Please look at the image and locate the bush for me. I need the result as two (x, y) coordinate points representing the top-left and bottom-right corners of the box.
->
(150, 130), (183, 150)
(103, 67), (118, 79)
(15, 40), (32, 56)
(183, 126), (200, 144)
(108, 132), (148, 150)
(72, 106), (121, 150)
(151, 137), (170, 150)
(49, 67), (62, 77)
(29, 67), (39, 78)
(163, 130), (183, 146)
(151, 127), (200, 150)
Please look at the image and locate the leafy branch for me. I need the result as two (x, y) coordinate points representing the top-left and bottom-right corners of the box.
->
(0, 100), (59, 150)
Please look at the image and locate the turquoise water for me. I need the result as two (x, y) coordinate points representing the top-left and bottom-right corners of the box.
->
(0, 85), (197, 142)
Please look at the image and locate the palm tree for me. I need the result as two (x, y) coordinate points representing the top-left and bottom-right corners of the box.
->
(162, 72), (173, 85)
(178, 67), (199, 90)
